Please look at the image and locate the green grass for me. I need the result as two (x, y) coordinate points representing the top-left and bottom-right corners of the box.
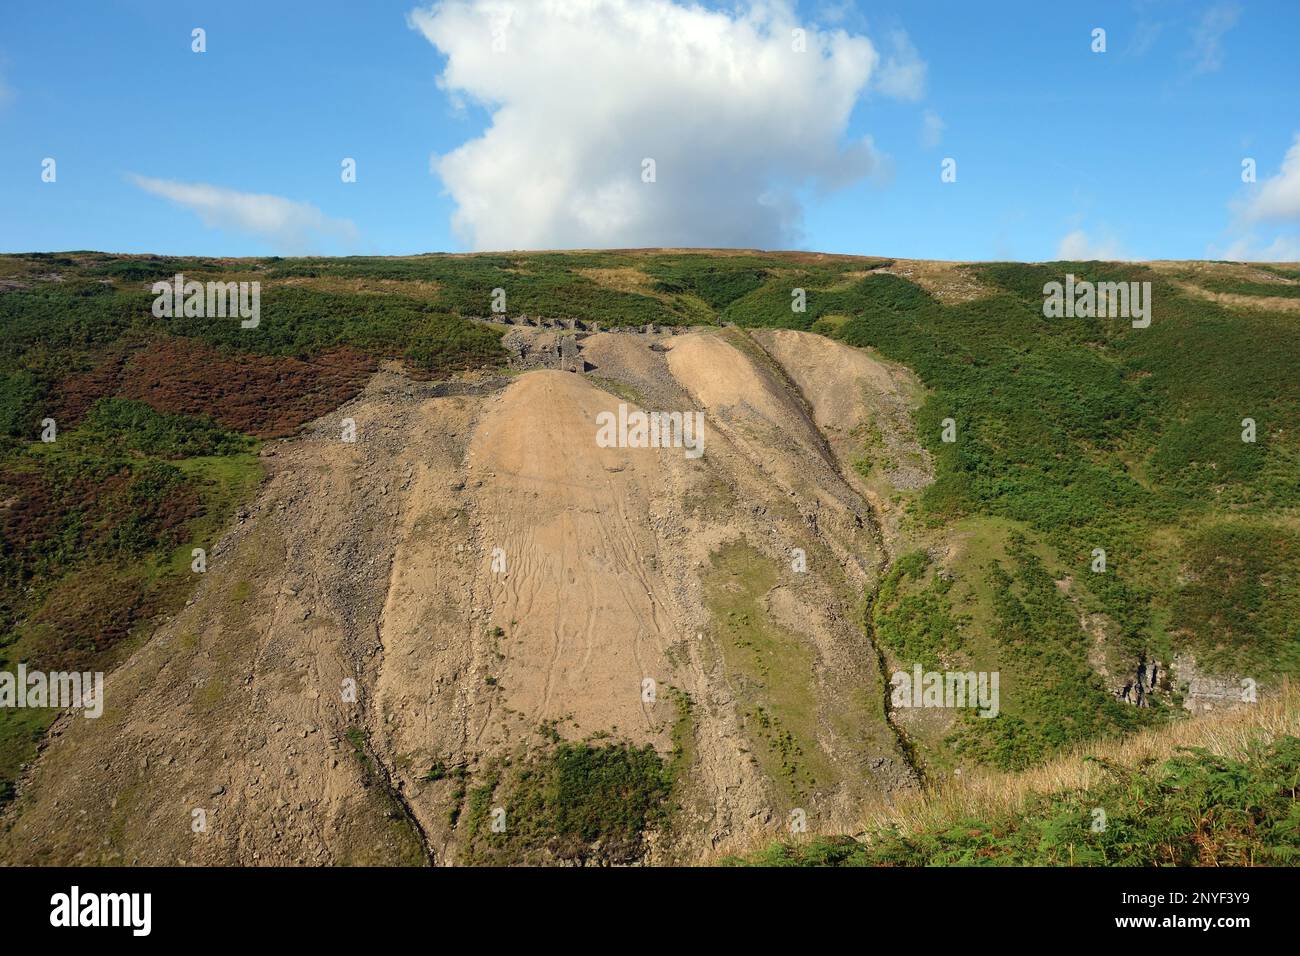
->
(1173, 521), (1300, 677)
(645, 256), (773, 309)
(872, 525), (1158, 772)
(1197, 276), (1300, 298)
(1256, 265), (1300, 281)
(703, 539), (831, 800)
(166, 285), (506, 373)
(0, 706), (51, 805)
(948, 534), (1155, 770)
(871, 550), (963, 671)
(268, 254), (690, 327)
(723, 270), (932, 330)
(667, 688), (696, 785)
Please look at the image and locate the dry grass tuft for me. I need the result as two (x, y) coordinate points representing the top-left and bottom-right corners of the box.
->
(855, 682), (1297, 838)
(701, 684), (1298, 864)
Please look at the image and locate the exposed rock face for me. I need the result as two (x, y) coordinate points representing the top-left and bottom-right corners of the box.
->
(1173, 653), (1255, 714)
(1118, 660), (1163, 707)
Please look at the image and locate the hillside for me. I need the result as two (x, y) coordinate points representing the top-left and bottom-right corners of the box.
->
(1, 250), (1297, 865)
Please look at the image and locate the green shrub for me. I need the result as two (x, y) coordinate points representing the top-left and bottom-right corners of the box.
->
(75, 398), (253, 459)
(465, 742), (673, 864)
(872, 550), (962, 670)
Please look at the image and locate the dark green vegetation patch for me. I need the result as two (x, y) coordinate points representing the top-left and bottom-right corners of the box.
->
(460, 741), (675, 865)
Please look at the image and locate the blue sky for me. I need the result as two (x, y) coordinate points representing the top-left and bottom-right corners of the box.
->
(1, 0), (1297, 260)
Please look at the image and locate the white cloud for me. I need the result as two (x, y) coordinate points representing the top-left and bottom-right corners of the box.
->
(920, 109), (944, 149)
(1188, 2), (1240, 74)
(129, 175), (357, 252)
(408, 0), (899, 251)
(1241, 134), (1300, 224)
(1056, 229), (1124, 261)
(874, 29), (926, 101)
(1215, 136), (1300, 262)
(1219, 234), (1300, 262)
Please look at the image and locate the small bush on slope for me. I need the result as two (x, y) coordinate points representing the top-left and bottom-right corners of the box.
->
(460, 741), (674, 865)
